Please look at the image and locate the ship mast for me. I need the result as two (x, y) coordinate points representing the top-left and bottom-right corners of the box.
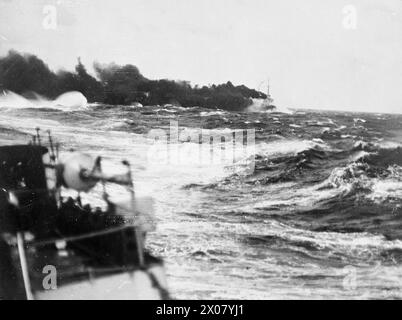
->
(267, 79), (270, 97)
(265, 78), (273, 105)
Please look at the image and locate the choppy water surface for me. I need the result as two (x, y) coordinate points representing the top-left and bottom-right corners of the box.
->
(1, 103), (402, 299)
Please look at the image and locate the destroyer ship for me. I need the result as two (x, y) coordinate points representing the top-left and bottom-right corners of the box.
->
(0, 129), (169, 300)
(261, 80), (276, 111)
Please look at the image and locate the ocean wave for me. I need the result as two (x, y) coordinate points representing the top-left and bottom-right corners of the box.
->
(243, 220), (402, 263)
(255, 139), (330, 158)
(245, 140), (334, 184)
(369, 178), (402, 204)
(200, 110), (227, 117)
(353, 140), (402, 152)
(317, 147), (402, 203)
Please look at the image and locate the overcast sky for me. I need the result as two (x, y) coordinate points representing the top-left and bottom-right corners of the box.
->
(0, 0), (401, 113)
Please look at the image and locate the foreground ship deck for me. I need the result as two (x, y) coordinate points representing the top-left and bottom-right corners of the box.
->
(0, 131), (169, 300)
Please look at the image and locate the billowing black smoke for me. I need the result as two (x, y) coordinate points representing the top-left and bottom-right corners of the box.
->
(0, 50), (266, 110)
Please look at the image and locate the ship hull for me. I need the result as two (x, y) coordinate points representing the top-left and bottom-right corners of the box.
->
(34, 264), (168, 300)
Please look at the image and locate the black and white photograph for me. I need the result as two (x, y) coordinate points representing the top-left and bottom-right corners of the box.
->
(0, 0), (402, 304)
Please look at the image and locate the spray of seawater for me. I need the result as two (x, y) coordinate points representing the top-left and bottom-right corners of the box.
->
(247, 98), (293, 114)
(0, 90), (87, 111)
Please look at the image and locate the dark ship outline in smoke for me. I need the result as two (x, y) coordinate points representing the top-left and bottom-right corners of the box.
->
(0, 129), (169, 300)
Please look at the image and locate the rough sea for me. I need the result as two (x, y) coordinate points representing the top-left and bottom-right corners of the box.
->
(1, 99), (402, 299)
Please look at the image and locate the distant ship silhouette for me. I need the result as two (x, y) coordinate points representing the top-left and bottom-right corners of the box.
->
(261, 80), (276, 111)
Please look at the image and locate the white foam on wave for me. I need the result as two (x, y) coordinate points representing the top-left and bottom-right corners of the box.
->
(200, 110), (227, 117)
(252, 182), (343, 210)
(246, 220), (402, 257)
(318, 158), (402, 203)
(253, 157), (402, 213)
(256, 139), (330, 157)
(370, 179), (402, 203)
(354, 140), (402, 150)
